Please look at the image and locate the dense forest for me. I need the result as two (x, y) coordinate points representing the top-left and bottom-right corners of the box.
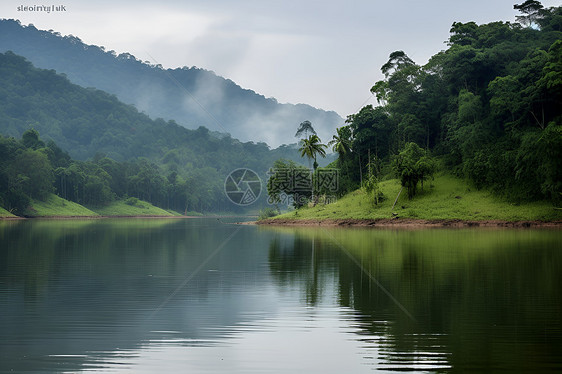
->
(0, 51), (332, 214)
(1, 1), (561, 217)
(325, 1), (561, 204)
(0, 127), (233, 214)
(0, 18), (342, 147)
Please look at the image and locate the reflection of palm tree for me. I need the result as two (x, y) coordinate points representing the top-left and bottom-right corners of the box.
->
(311, 235), (315, 287)
(267, 233), (321, 306)
(307, 233), (319, 306)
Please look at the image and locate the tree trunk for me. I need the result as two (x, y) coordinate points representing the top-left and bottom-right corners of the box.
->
(391, 186), (403, 211)
(358, 154), (363, 185)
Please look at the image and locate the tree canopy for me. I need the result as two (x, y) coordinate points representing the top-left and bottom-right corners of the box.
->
(323, 2), (561, 204)
(0, 51), (333, 214)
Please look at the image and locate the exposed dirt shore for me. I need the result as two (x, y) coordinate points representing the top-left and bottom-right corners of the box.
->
(3, 216), (560, 229)
(252, 218), (562, 229)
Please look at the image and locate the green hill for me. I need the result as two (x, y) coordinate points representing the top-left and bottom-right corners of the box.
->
(91, 199), (175, 217)
(265, 4), (561, 217)
(2, 4), (561, 219)
(20, 194), (177, 218)
(0, 18), (342, 147)
(0, 206), (16, 217)
(0, 51), (323, 214)
(270, 174), (562, 222)
(24, 194), (98, 217)
(0, 50), (303, 164)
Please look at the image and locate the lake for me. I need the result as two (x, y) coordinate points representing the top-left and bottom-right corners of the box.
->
(0, 218), (561, 373)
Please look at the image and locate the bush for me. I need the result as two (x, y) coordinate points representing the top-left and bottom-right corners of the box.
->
(258, 207), (278, 220)
(363, 175), (385, 205)
(125, 197), (142, 207)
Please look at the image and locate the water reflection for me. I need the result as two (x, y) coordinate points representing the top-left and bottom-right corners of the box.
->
(0, 219), (561, 372)
(0, 219), (278, 372)
(265, 226), (562, 372)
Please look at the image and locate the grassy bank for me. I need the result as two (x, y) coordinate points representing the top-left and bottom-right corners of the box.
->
(24, 194), (99, 217)
(16, 194), (179, 218)
(91, 199), (175, 216)
(270, 174), (562, 222)
(0, 206), (16, 217)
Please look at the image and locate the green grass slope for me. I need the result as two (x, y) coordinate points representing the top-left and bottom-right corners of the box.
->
(0, 206), (16, 217)
(91, 199), (175, 216)
(25, 194), (99, 217)
(22, 195), (177, 218)
(273, 174), (562, 222)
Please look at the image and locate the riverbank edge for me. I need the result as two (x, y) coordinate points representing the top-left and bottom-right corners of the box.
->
(0, 215), (194, 220)
(253, 218), (562, 229)
(0, 215), (260, 220)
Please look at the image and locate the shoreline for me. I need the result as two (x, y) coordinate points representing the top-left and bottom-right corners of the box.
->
(0, 215), (193, 220)
(3, 215), (561, 229)
(0, 214), (258, 221)
(254, 218), (562, 229)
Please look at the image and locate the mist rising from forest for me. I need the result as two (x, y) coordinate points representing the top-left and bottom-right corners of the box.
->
(0, 18), (343, 148)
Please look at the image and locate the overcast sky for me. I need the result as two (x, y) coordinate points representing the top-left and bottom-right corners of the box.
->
(1, 0), (559, 118)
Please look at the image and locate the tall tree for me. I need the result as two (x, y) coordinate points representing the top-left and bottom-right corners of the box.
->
(514, 0), (545, 28)
(21, 128), (45, 150)
(295, 120), (317, 139)
(299, 134), (327, 205)
(381, 50), (415, 77)
(11, 149), (54, 200)
(327, 126), (352, 160)
(299, 134), (327, 171)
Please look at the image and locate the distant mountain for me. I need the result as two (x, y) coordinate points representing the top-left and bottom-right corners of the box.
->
(0, 19), (343, 147)
(0, 51), (339, 212)
(0, 50), (306, 165)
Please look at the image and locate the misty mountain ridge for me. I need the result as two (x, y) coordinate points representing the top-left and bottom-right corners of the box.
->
(0, 19), (343, 147)
(0, 49), (338, 212)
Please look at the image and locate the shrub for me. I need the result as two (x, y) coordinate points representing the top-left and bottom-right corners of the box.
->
(125, 197), (142, 207)
(259, 207), (278, 220)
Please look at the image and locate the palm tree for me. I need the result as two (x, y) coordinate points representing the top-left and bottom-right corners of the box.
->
(299, 135), (327, 206)
(299, 134), (327, 171)
(328, 126), (352, 178)
(327, 126), (352, 159)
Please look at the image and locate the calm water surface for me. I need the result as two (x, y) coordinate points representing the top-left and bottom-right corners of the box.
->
(0, 218), (561, 373)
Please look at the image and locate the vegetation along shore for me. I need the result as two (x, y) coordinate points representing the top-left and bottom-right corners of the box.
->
(1, 2), (561, 223)
(262, 2), (562, 225)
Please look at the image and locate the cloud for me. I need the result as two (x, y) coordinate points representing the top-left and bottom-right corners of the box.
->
(2, 0), (561, 119)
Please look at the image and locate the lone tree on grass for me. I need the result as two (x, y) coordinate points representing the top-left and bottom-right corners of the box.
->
(392, 142), (436, 199)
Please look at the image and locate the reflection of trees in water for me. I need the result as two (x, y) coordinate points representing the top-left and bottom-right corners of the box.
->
(0, 220), (273, 373)
(267, 228), (562, 371)
(267, 230), (428, 367)
(268, 234), (322, 305)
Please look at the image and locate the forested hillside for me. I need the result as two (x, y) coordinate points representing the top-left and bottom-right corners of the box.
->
(0, 51), (320, 214)
(2, 2), (560, 219)
(0, 18), (343, 147)
(329, 2), (561, 204)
